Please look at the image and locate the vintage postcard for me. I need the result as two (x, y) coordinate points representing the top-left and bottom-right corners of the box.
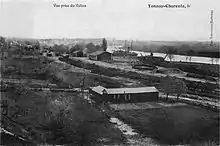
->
(0, 0), (219, 145)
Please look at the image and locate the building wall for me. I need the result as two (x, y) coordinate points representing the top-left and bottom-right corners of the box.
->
(89, 89), (103, 103)
(105, 92), (159, 103)
(89, 90), (159, 103)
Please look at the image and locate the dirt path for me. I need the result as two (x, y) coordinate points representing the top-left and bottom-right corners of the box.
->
(160, 93), (220, 112)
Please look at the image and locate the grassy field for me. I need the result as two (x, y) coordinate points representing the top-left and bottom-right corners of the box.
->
(118, 105), (219, 145)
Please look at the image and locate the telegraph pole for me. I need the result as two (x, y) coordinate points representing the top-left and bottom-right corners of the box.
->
(210, 10), (214, 46)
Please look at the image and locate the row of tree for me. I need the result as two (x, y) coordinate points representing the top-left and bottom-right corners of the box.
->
(163, 46), (196, 62)
(163, 46), (219, 64)
(1, 36), (108, 57)
(47, 38), (108, 56)
(0, 37), (8, 51)
(160, 72), (217, 100)
(0, 36), (42, 58)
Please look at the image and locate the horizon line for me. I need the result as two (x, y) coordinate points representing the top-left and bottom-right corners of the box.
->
(2, 36), (219, 43)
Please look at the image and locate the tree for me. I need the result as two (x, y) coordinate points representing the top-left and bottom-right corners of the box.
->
(185, 56), (189, 62)
(210, 58), (214, 64)
(101, 38), (107, 51)
(85, 43), (97, 53)
(180, 44), (190, 51)
(69, 44), (84, 55)
(164, 46), (176, 61)
(0, 36), (6, 46)
(95, 45), (101, 50)
(0, 36), (8, 51)
(160, 76), (187, 100)
(34, 41), (40, 50)
(76, 50), (83, 57)
(53, 44), (69, 54)
(214, 58), (219, 65)
(0, 37), (8, 59)
(168, 54), (174, 62)
(161, 76), (176, 99)
(69, 46), (77, 54)
(173, 78), (187, 99)
(186, 49), (195, 63)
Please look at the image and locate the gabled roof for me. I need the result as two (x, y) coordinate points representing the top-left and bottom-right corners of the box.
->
(90, 86), (158, 95)
(90, 85), (106, 95)
(106, 87), (158, 94)
(89, 51), (111, 56)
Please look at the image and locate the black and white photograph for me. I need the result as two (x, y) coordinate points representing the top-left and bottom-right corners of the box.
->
(0, 0), (219, 145)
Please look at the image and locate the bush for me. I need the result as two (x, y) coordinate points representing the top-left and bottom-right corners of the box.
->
(44, 93), (109, 145)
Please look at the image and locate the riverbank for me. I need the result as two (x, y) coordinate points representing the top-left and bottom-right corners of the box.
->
(108, 47), (220, 65)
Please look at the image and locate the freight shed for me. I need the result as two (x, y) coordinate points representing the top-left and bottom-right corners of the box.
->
(89, 86), (159, 103)
(89, 51), (112, 61)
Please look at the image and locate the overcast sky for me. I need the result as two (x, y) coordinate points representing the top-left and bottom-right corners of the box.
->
(0, 0), (219, 41)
